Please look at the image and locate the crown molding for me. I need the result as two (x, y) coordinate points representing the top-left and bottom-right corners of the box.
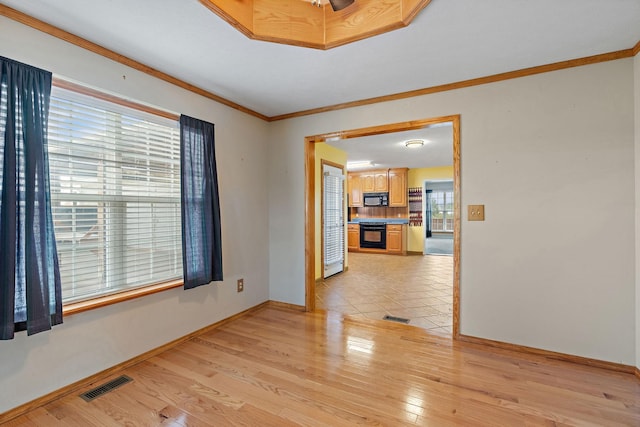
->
(0, 4), (268, 121)
(269, 48), (635, 121)
(1, 4), (636, 123)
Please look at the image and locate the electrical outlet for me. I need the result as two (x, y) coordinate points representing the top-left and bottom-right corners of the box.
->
(237, 278), (244, 292)
(468, 205), (485, 221)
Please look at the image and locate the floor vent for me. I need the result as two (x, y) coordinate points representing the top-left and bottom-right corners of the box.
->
(383, 315), (410, 324)
(79, 375), (133, 402)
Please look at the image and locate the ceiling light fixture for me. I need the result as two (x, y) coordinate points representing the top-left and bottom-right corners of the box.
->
(405, 139), (425, 148)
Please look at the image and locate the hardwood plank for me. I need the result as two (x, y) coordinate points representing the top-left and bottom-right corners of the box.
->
(459, 333), (635, 374)
(127, 361), (247, 425)
(0, 302), (271, 424)
(40, 401), (106, 427)
(2, 408), (67, 427)
(3, 307), (639, 425)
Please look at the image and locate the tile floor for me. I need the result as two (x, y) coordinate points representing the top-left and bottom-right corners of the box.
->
(316, 252), (453, 334)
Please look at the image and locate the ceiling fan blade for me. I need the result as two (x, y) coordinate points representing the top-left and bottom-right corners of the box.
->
(328, 0), (355, 11)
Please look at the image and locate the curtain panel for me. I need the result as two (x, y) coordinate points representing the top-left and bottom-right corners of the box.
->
(425, 189), (433, 238)
(179, 115), (223, 289)
(0, 56), (62, 339)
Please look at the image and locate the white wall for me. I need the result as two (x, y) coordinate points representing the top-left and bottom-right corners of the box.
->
(0, 17), (271, 412)
(635, 52), (640, 371)
(269, 59), (636, 365)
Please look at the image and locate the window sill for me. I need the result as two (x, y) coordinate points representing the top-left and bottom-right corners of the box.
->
(63, 280), (183, 316)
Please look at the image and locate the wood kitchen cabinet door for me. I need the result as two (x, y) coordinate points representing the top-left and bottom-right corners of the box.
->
(388, 168), (408, 207)
(386, 224), (405, 254)
(374, 171), (388, 192)
(348, 173), (363, 207)
(361, 170), (388, 193)
(361, 173), (375, 193)
(347, 224), (360, 251)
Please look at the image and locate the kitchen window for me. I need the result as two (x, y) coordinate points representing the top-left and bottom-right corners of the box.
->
(48, 87), (182, 303)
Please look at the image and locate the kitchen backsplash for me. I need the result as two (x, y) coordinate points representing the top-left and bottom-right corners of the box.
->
(349, 206), (408, 219)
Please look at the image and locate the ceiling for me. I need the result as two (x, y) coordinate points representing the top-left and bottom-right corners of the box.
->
(326, 123), (453, 170)
(1, 0), (639, 120)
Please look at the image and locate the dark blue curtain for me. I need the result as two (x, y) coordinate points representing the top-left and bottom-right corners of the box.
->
(180, 115), (222, 289)
(425, 189), (433, 238)
(0, 57), (62, 339)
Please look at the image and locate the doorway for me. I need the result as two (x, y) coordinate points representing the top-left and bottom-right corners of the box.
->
(304, 115), (461, 337)
(424, 180), (454, 256)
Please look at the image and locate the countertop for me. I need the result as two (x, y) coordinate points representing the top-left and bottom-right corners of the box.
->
(348, 218), (409, 224)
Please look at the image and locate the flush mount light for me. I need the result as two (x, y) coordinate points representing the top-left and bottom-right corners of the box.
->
(405, 139), (425, 148)
(347, 160), (373, 170)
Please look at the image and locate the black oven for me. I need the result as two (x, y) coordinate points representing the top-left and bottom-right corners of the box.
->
(360, 222), (386, 249)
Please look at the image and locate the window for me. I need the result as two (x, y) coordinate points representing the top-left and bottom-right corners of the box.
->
(430, 190), (453, 232)
(48, 88), (182, 303)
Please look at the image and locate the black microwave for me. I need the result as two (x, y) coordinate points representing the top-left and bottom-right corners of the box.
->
(363, 192), (389, 207)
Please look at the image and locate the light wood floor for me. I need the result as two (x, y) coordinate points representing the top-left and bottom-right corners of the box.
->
(4, 307), (639, 426)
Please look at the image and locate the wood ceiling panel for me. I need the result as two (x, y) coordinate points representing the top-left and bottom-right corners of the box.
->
(325, 0), (402, 48)
(200, 0), (431, 49)
(200, 0), (255, 37)
(402, 0), (431, 23)
(254, 0), (324, 47)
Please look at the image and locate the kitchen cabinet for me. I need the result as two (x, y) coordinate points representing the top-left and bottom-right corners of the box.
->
(348, 173), (363, 207)
(360, 170), (388, 193)
(388, 168), (408, 207)
(361, 173), (375, 193)
(386, 224), (406, 254)
(349, 222), (406, 254)
(347, 223), (360, 251)
(374, 171), (388, 192)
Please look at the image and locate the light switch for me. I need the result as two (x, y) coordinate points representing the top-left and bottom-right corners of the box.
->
(468, 205), (485, 221)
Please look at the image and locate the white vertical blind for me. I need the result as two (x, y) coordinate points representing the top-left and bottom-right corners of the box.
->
(323, 164), (344, 278)
(47, 87), (182, 302)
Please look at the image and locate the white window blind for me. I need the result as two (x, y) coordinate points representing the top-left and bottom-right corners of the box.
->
(323, 165), (344, 278)
(48, 87), (182, 303)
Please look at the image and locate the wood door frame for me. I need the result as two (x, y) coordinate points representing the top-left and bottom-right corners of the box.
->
(305, 115), (462, 337)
